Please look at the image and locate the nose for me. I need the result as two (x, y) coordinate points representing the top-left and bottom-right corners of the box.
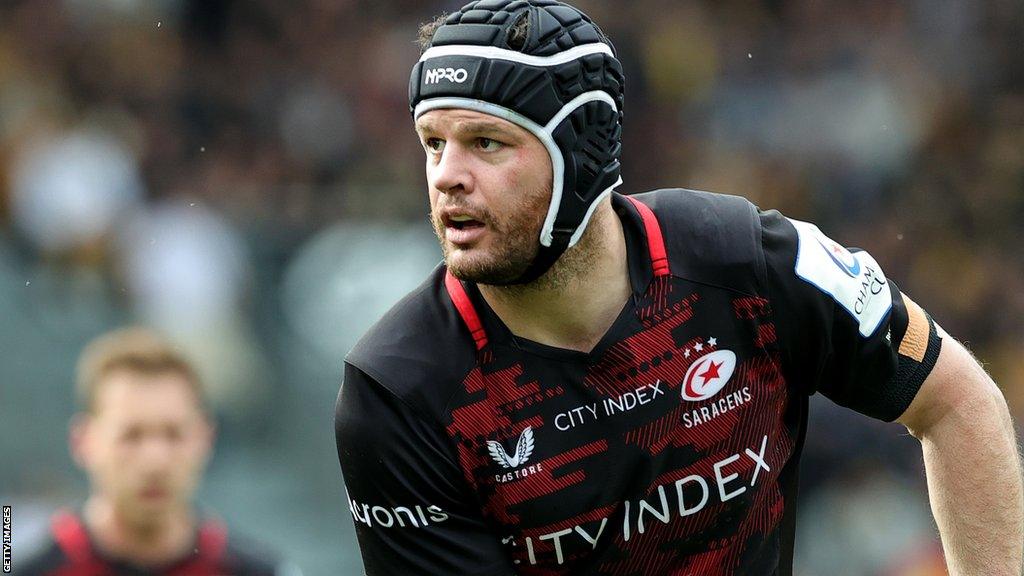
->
(139, 435), (174, 471)
(429, 143), (473, 195)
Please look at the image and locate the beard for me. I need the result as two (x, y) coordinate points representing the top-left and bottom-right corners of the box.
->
(431, 184), (550, 286)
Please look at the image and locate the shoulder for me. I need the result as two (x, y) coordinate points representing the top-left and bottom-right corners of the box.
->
(15, 512), (76, 576)
(344, 264), (478, 419)
(629, 188), (765, 295)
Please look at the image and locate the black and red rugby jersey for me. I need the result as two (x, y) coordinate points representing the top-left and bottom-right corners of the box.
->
(335, 189), (942, 575)
(18, 510), (285, 576)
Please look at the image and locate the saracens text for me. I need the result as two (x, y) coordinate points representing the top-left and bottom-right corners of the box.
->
(682, 386), (753, 428)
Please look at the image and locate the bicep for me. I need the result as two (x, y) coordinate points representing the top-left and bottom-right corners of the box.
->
(335, 363), (516, 576)
(897, 330), (1007, 437)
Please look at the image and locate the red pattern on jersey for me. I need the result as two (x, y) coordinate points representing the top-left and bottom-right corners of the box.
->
(442, 200), (797, 574)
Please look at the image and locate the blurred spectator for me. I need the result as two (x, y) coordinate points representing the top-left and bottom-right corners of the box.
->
(117, 200), (270, 430)
(17, 327), (296, 576)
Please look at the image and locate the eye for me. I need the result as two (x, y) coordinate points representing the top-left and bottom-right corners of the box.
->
(121, 427), (143, 444)
(163, 424), (184, 443)
(424, 137), (445, 153)
(477, 137), (503, 152)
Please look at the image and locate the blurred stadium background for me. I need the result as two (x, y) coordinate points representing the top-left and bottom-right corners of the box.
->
(1, 0), (1021, 574)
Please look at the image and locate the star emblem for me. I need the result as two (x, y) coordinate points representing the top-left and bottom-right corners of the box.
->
(708, 337), (717, 347)
(694, 342), (704, 352)
(684, 348), (691, 358)
(699, 360), (723, 385)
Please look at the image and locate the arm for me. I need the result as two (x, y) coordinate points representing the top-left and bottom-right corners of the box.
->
(758, 209), (1022, 570)
(897, 333), (1023, 575)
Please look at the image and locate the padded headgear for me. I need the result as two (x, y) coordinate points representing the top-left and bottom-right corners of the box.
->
(410, 0), (624, 284)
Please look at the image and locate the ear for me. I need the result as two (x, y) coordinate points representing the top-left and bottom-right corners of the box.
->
(68, 413), (91, 470)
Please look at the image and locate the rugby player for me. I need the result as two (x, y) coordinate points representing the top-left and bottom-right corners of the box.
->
(20, 328), (292, 576)
(334, 1), (1023, 574)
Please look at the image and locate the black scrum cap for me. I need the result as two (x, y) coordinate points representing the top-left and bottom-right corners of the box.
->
(411, 0), (625, 284)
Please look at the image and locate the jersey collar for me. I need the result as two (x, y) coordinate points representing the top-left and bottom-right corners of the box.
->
(445, 192), (669, 359)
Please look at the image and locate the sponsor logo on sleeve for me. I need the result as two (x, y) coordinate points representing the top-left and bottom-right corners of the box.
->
(816, 237), (861, 277)
(345, 488), (449, 530)
(790, 219), (892, 337)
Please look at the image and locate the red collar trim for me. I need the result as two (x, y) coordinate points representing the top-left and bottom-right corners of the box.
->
(444, 196), (668, 350)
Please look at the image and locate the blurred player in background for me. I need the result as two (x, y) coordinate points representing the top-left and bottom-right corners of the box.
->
(335, 1), (1023, 574)
(19, 327), (294, 576)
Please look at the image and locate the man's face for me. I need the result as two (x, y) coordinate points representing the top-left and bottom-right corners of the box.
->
(416, 109), (554, 285)
(74, 371), (213, 525)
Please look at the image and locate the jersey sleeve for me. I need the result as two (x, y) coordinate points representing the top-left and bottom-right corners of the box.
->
(759, 209), (942, 421)
(335, 363), (516, 576)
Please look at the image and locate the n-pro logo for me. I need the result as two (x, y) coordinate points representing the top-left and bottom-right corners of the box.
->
(681, 349), (737, 401)
(816, 237), (861, 278)
(424, 67), (469, 85)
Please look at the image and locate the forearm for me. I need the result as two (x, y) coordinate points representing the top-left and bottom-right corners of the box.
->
(916, 376), (1023, 575)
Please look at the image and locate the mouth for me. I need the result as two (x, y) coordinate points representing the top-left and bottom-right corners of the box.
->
(441, 212), (487, 245)
(443, 213), (484, 230)
(139, 486), (170, 500)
